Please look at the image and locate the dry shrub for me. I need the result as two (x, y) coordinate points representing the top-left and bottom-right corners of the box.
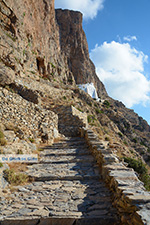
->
(0, 130), (7, 146)
(4, 169), (28, 185)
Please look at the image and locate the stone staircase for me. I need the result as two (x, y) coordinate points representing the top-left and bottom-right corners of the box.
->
(0, 137), (120, 225)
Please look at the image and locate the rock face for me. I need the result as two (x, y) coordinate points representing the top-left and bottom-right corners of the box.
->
(55, 9), (107, 98)
(0, 0), (75, 85)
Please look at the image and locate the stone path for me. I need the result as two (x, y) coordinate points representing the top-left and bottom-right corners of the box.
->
(0, 137), (120, 225)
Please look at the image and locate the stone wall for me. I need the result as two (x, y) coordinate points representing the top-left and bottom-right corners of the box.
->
(53, 105), (88, 136)
(0, 87), (58, 145)
(80, 128), (150, 225)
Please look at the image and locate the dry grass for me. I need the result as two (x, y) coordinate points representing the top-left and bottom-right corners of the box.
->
(7, 162), (28, 173)
(0, 130), (7, 146)
(53, 137), (63, 143)
(4, 169), (29, 185)
(4, 163), (33, 186)
(0, 138), (7, 146)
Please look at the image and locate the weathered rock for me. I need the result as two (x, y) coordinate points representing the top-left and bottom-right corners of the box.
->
(0, 87), (58, 144)
(0, 63), (15, 86)
(56, 9), (107, 98)
(0, 0), (75, 85)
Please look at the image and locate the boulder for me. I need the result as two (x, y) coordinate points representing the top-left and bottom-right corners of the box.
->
(0, 64), (15, 86)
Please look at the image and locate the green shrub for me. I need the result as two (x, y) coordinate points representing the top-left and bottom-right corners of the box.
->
(38, 148), (44, 151)
(0, 162), (3, 168)
(132, 138), (138, 143)
(87, 115), (96, 123)
(140, 141), (147, 147)
(32, 50), (35, 54)
(124, 157), (150, 190)
(87, 115), (92, 123)
(129, 149), (134, 153)
(5, 32), (16, 42)
(118, 132), (123, 137)
(68, 78), (73, 83)
(50, 62), (55, 68)
(124, 157), (147, 174)
(28, 138), (35, 143)
(142, 174), (150, 190)
(27, 70), (35, 74)
(124, 141), (128, 146)
(87, 102), (92, 107)
(17, 149), (23, 154)
(147, 148), (150, 153)
(145, 155), (150, 162)
(77, 108), (83, 113)
(4, 169), (28, 185)
(103, 100), (110, 108)
(28, 42), (31, 47)
(23, 49), (26, 56)
(0, 130), (4, 139)
(95, 108), (103, 114)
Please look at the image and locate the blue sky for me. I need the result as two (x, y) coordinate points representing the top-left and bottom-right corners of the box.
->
(55, 0), (150, 124)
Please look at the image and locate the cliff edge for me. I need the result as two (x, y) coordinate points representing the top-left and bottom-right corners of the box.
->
(55, 9), (107, 98)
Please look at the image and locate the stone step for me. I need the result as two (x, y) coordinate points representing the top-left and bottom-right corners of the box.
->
(19, 180), (111, 192)
(47, 139), (87, 147)
(27, 163), (100, 171)
(40, 148), (90, 156)
(0, 180), (117, 221)
(61, 137), (86, 142)
(29, 174), (101, 182)
(46, 143), (88, 149)
(0, 136), (120, 223)
(39, 155), (95, 164)
(27, 163), (101, 181)
(0, 217), (118, 225)
(27, 162), (100, 169)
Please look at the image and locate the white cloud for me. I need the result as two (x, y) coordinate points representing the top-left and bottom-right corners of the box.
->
(55, 0), (104, 20)
(123, 35), (137, 42)
(90, 41), (150, 107)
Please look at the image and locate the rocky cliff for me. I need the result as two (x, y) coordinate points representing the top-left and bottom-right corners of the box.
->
(0, 0), (75, 86)
(55, 9), (107, 98)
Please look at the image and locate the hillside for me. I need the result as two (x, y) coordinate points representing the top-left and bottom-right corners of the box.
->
(0, 0), (150, 224)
